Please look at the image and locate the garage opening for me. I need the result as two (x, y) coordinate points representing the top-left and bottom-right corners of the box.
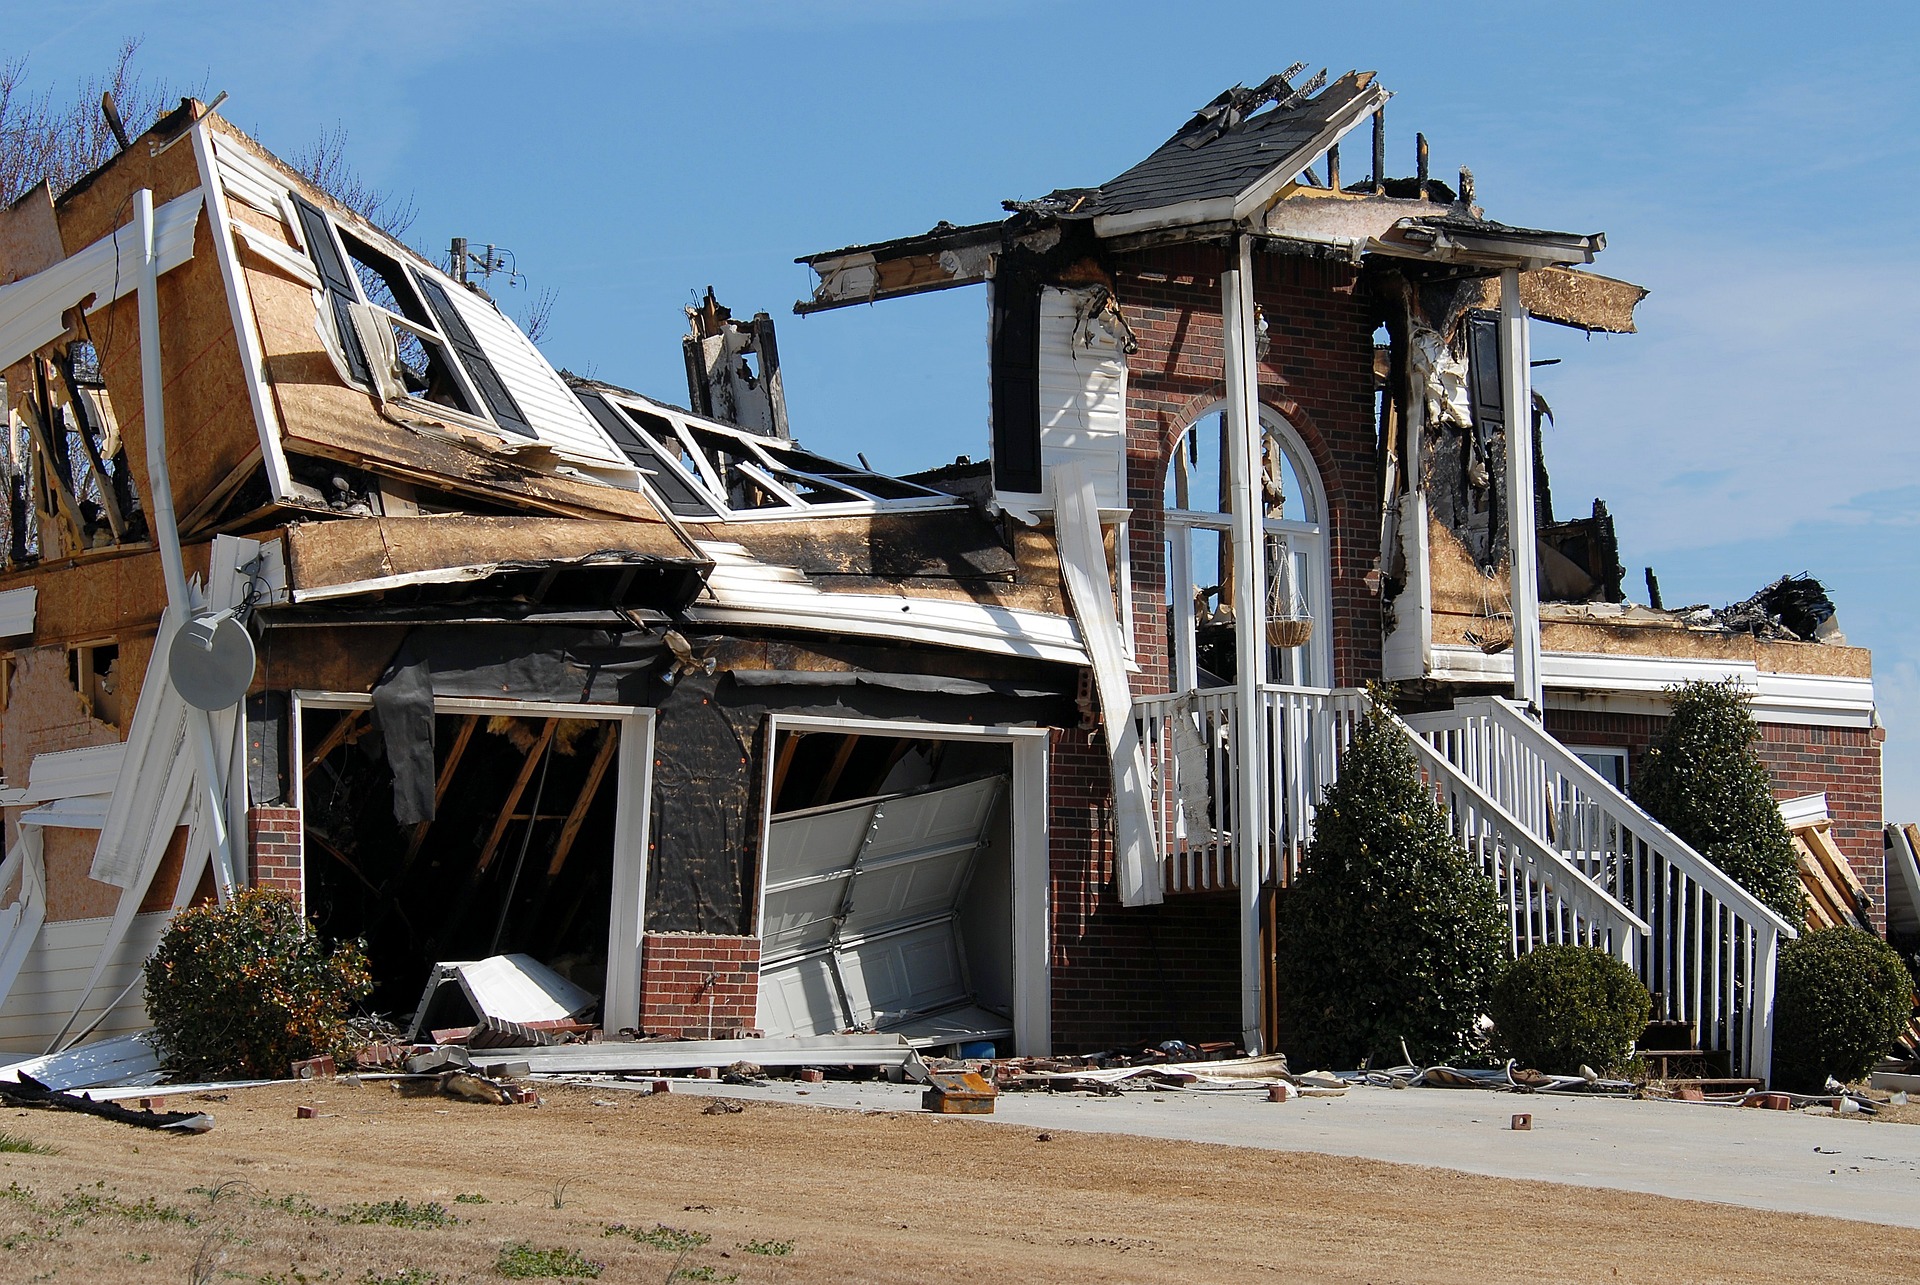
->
(299, 705), (633, 1025)
(757, 729), (1022, 1054)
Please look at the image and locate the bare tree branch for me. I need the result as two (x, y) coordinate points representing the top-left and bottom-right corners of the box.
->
(288, 123), (417, 237)
(518, 286), (557, 346)
(0, 37), (181, 207)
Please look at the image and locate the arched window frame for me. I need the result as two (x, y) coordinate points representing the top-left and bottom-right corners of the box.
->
(1163, 403), (1333, 691)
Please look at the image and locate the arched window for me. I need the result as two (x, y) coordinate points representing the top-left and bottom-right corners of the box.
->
(1163, 405), (1331, 690)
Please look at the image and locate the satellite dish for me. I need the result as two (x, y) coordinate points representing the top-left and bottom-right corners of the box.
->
(168, 612), (256, 711)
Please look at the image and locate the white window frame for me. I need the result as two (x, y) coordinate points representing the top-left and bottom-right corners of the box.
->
(596, 389), (960, 523)
(314, 220), (505, 440)
(291, 691), (656, 1032)
(1163, 404), (1333, 691)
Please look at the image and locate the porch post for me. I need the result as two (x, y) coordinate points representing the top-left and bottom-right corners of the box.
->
(1223, 236), (1268, 1052)
(1498, 267), (1544, 714)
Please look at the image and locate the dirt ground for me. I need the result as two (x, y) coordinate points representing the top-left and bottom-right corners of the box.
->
(2, 1079), (1916, 1285)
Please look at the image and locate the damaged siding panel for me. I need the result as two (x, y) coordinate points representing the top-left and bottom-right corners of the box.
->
(1032, 287), (1130, 513)
(432, 282), (637, 478)
(0, 911), (169, 1053)
(0, 586), (35, 637)
(0, 190), (204, 374)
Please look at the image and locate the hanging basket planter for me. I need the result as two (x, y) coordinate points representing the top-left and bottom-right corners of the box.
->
(1266, 617), (1314, 649)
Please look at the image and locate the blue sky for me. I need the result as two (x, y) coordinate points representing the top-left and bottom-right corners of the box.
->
(14, 1), (1919, 816)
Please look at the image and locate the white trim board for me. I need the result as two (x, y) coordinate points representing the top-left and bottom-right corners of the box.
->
(0, 586), (35, 638)
(1432, 645), (1877, 728)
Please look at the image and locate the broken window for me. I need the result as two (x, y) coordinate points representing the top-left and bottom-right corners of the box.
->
(1163, 407), (1328, 690)
(293, 195), (533, 437)
(67, 639), (120, 726)
(571, 385), (956, 521)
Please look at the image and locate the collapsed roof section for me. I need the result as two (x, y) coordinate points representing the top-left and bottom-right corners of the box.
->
(794, 64), (1641, 333)
(570, 377), (957, 522)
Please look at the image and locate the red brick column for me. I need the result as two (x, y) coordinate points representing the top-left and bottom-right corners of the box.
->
(639, 933), (760, 1038)
(247, 806), (303, 911)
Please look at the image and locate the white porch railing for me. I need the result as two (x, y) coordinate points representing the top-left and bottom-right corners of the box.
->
(1405, 696), (1797, 1082)
(1135, 687), (1644, 961)
(1135, 685), (1366, 894)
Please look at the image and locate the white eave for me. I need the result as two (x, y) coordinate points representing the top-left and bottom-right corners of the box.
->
(686, 541), (1087, 667)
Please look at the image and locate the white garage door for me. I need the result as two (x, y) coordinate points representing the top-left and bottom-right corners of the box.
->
(757, 774), (1005, 1038)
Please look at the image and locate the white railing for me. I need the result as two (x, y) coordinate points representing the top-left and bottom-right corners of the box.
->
(1397, 722), (1647, 966)
(1405, 696), (1797, 1082)
(1135, 685), (1366, 894)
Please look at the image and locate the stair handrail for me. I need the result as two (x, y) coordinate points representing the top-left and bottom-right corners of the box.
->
(1388, 710), (1650, 947)
(1442, 696), (1798, 940)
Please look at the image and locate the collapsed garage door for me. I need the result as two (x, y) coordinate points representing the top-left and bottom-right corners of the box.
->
(758, 773), (1011, 1044)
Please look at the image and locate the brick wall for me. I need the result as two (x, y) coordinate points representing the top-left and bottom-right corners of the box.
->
(247, 805), (303, 911)
(638, 932), (760, 1038)
(1117, 245), (1383, 696)
(1544, 708), (1885, 930)
(1046, 726), (1240, 1050)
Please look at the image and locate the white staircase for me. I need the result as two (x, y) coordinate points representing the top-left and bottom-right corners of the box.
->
(1135, 688), (1792, 1080)
(1405, 697), (1795, 1082)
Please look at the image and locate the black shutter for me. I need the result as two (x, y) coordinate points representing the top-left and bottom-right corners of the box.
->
(574, 389), (719, 518)
(290, 194), (371, 386)
(989, 269), (1043, 495)
(414, 276), (535, 439)
(1465, 309), (1504, 452)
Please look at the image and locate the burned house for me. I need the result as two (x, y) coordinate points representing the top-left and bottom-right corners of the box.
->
(0, 71), (1884, 1085)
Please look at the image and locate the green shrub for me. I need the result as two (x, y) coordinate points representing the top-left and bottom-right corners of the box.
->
(1273, 700), (1507, 1068)
(1630, 679), (1804, 923)
(1771, 926), (1914, 1091)
(143, 887), (371, 1079)
(1489, 944), (1651, 1075)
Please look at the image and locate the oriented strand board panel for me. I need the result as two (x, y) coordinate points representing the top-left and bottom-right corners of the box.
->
(284, 515), (702, 595)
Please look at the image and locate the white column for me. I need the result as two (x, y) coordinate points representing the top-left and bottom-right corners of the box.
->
(1223, 236), (1268, 1052)
(1498, 267), (1543, 714)
(135, 189), (237, 897)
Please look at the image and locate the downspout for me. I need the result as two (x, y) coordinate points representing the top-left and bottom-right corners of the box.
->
(1222, 235), (1268, 1053)
(134, 188), (237, 897)
(1498, 267), (1542, 714)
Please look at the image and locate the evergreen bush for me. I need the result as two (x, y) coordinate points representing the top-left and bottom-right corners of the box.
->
(1489, 944), (1651, 1075)
(1771, 926), (1913, 1092)
(1630, 679), (1803, 922)
(144, 887), (372, 1079)
(1273, 700), (1507, 1068)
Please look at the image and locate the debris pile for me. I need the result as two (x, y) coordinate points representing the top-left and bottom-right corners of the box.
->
(1710, 575), (1839, 643)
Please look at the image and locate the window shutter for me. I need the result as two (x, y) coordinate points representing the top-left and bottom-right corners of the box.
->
(989, 270), (1044, 495)
(1465, 309), (1503, 452)
(574, 389), (718, 517)
(415, 276), (535, 439)
(290, 194), (371, 386)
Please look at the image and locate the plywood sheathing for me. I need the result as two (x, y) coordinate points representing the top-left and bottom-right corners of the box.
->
(253, 623), (407, 696)
(684, 511), (1066, 615)
(0, 182), (64, 285)
(1457, 267), (1648, 334)
(48, 108), (261, 537)
(1428, 514), (1503, 646)
(200, 123), (670, 526)
(284, 515), (704, 595)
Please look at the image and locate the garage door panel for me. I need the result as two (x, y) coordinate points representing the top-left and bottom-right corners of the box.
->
(759, 773), (1007, 1038)
(840, 921), (968, 1027)
(760, 877), (850, 960)
(838, 849), (975, 941)
(862, 777), (1004, 862)
(764, 806), (876, 885)
(757, 952), (844, 1039)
